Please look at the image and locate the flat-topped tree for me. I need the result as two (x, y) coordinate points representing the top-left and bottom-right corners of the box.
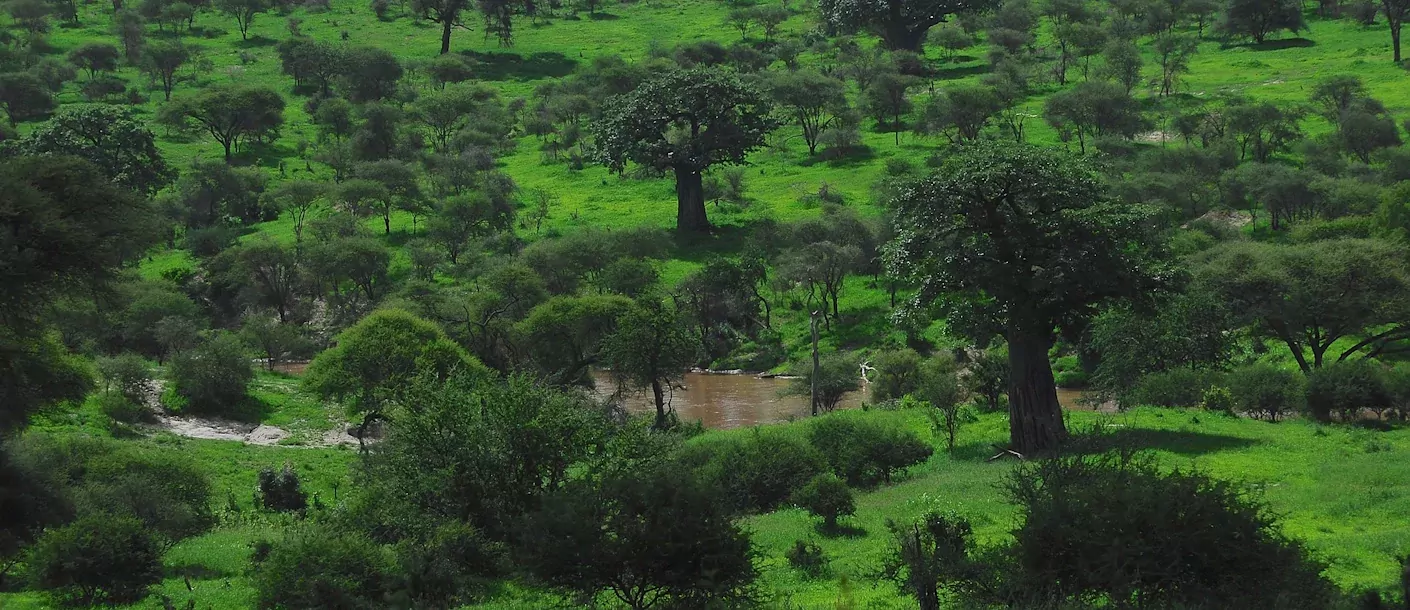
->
(819, 0), (996, 51)
(594, 68), (776, 233)
(886, 142), (1166, 455)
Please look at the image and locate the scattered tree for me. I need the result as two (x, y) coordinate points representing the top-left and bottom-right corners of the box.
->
(595, 68), (777, 232)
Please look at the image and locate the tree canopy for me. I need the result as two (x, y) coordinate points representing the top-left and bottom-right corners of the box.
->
(886, 142), (1167, 454)
(595, 67), (776, 232)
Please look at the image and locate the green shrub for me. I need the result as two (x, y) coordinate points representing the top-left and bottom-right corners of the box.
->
(870, 348), (924, 402)
(1003, 451), (1337, 608)
(26, 515), (163, 607)
(785, 539), (828, 578)
(1126, 368), (1222, 409)
(1199, 385), (1236, 415)
(1306, 360), (1391, 423)
(95, 392), (147, 424)
(166, 332), (254, 416)
(393, 521), (502, 608)
(807, 413), (933, 486)
(1229, 364), (1304, 421)
(73, 449), (214, 546)
(681, 428), (827, 513)
(257, 463), (308, 513)
(254, 526), (396, 610)
(95, 354), (152, 405)
(793, 473), (855, 529)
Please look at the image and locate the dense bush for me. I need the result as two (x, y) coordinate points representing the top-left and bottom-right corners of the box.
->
(26, 515), (163, 607)
(1126, 368), (1222, 409)
(1229, 364), (1304, 421)
(785, 539), (828, 578)
(807, 413), (933, 486)
(793, 473), (855, 529)
(681, 427), (827, 514)
(787, 351), (862, 413)
(95, 354), (152, 406)
(12, 434), (213, 548)
(1004, 451), (1336, 608)
(257, 463), (308, 513)
(517, 466), (757, 610)
(166, 332), (254, 416)
(1305, 360), (1391, 423)
(253, 526), (396, 610)
(392, 521), (502, 608)
(869, 348), (924, 402)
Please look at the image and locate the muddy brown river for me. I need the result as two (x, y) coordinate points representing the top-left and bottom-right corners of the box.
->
(591, 371), (1093, 430)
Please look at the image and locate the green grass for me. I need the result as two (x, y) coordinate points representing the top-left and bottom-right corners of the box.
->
(12, 405), (1407, 609)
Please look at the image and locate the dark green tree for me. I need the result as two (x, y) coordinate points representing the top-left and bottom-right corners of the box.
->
(1195, 240), (1410, 373)
(595, 68), (776, 232)
(165, 84), (285, 163)
(304, 309), (488, 442)
(66, 43), (120, 80)
(819, 0), (996, 51)
(518, 465), (757, 610)
(139, 40), (189, 101)
(0, 72), (56, 123)
(886, 142), (1166, 455)
(602, 301), (697, 429)
(793, 473), (855, 530)
(167, 332), (254, 415)
(215, 0), (267, 40)
(766, 70), (850, 156)
(26, 515), (163, 607)
(12, 106), (173, 196)
(517, 295), (632, 386)
(1217, 0), (1304, 43)
(412, 0), (471, 54)
(1043, 81), (1146, 153)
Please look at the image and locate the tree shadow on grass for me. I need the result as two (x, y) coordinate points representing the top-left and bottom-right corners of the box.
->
(1066, 426), (1260, 457)
(1243, 37), (1316, 51)
(588, 11), (621, 19)
(233, 35), (278, 49)
(934, 62), (992, 80)
(457, 50), (578, 81)
(166, 563), (236, 581)
(950, 425), (1260, 462)
(815, 522), (868, 539)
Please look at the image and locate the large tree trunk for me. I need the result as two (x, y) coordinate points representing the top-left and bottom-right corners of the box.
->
(440, 18), (453, 54)
(880, 21), (927, 51)
(674, 166), (710, 232)
(1392, 22), (1402, 63)
(1006, 327), (1066, 455)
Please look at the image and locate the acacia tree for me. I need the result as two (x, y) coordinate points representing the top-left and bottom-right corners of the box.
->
(1217, 0), (1304, 43)
(595, 68), (776, 233)
(602, 301), (697, 430)
(263, 180), (326, 247)
(165, 84), (285, 163)
(819, 0), (996, 51)
(1383, 0), (1407, 61)
(767, 70), (850, 156)
(412, 0), (472, 54)
(1195, 239), (1410, 373)
(886, 142), (1165, 455)
(140, 41), (189, 101)
(216, 0), (268, 40)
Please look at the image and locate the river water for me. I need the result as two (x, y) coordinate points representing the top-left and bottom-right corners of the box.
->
(591, 371), (1093, 430)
